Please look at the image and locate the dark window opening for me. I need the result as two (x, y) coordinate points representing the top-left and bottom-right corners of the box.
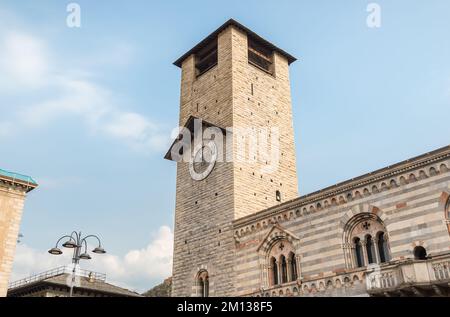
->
(290, 253), (298, 281)
(248, 38), (273, 73)
(195, 40), (218, 77)
(446, 198), (450, 220)
(414, 246), (427, 260)
(366, 235), (375, 264)
(270, 257), (278, 286)
(354, 237), (363, 267)
(280, 255), (288, 284)
(199, 279), (204, 296)
(276, 190), (281, 202)
(203, 277), (209, 297)
(377, 232), (389, 263)
(197, 271), (209, 297)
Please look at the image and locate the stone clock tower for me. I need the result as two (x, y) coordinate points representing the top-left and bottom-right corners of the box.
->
(166, 19), (298, 297)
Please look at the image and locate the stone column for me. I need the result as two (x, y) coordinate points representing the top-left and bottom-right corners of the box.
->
(361, 242), (368, 266)
(342, 244), (348, 268)
(269, 263), (273, 286)
(349, 244), (356, 268)
(277, 261), (283, 285)
(373, 238), (381, 264)
(295, 255), (302, 280)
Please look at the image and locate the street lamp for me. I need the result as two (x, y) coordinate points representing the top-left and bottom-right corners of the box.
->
(48, 231), (106, 297)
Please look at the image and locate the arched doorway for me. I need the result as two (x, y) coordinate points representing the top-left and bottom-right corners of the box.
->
(413, 246), (427, 260)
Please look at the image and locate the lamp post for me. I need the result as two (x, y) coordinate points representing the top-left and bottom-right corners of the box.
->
(48, 231), (106, 297)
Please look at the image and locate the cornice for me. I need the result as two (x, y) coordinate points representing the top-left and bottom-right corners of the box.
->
(233, 145), (450, 229)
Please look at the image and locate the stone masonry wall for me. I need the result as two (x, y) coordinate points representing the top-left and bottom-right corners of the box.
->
(171, 24), (301, 296)
(233, 150), (450, 296)
(0, 184), (28, 297)
(171, 27), (236, 297)
(231, 27), (299, 219)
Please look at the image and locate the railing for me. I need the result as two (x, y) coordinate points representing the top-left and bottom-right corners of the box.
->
(432, 260), (450, 280)
(366, 266), (403, 291)
(367, 254), (450, 293)
(8, 266), (106, 290)
(247, 253), (450, 296)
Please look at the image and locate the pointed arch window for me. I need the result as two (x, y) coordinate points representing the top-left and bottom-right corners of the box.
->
(366, 235), (375, 264)
(354, 237), (364, 268)
(270, 257), (278, 286)
(290, 253), (298, 281)
(267, 239), (297, 287)
(377, 232), (389, 263)
(197, 270), (209, 297)
(280, 255), (288, 284)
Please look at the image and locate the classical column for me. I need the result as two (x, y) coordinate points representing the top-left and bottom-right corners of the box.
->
(349, 244), (356, 268)
(361, 242), (368, 266)
(278, 261), (283, 285)
(261, 263), (268, 288)
(373, 238), (381, 264)
(267, 262), (273, 286)
(342, 244), (349, 268)
(296, 255), (302, 280)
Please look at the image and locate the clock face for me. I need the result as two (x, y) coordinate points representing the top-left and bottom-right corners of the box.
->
(189, 141), (218, 181)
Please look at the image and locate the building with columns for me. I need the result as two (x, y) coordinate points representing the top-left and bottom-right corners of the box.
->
(0, 168), (37, 297)
(167, 19), (450, 297)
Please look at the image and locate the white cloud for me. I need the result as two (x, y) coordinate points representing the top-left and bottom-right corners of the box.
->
(17, 78), (110, 126)
(0, 31), (48, 89)
(100, 112), (170, 152)
(0, 24), (170, 153)
(11, 226), (173, 293)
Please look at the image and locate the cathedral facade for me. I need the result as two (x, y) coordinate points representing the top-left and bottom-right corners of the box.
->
(167, 19), (450, 297)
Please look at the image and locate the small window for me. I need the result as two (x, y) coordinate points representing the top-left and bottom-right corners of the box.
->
(197, 270), (209, 297)
(248, 37), (273, 73)
(270, 257), (278, 286)
(446, 198), (450, 220)
(290, 253), (298, 281)
(280, 255), (288, 284)
(366, 235), (375, 264)
(377, 232), (389, 263)
(276, 190), (281, 202)
(413, 246), (427, 260)
(195, 40), (218, 76)
(354, 237), (364, 267)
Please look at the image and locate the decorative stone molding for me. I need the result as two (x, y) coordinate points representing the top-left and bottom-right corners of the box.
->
(233, 148), (450, 239)
(256, 224), (300, 254)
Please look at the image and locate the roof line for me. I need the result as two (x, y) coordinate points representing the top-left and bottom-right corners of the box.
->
(173, 18), (297, 67)
(233, 144), (450, 227)
(0, 168), (38, 192)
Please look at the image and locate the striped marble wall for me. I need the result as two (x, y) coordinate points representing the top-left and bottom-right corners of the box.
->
(232, 146), (450, 296)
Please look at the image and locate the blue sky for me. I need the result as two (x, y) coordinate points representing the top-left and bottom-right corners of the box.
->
(1, 1), (450, 292)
